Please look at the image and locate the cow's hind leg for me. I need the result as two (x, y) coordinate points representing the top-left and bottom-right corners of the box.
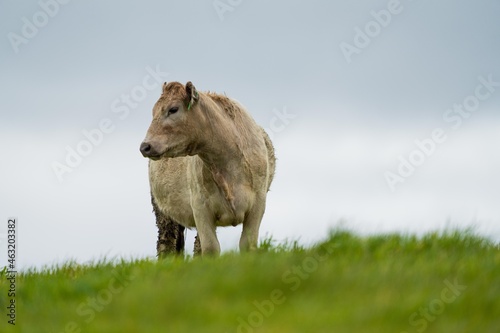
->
(152, 195), (185, 258)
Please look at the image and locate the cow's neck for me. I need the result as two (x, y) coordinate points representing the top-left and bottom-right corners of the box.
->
(197, 129), (250, 214)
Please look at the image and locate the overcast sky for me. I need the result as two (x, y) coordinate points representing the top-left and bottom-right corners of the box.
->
(1, 0), (499, 269)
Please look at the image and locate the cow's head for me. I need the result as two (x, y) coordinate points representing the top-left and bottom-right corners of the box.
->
(140, 81), (201, 160)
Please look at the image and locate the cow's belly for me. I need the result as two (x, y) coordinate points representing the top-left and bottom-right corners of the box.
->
(150, 156), (256, 229)
(196, 183), (255, 228)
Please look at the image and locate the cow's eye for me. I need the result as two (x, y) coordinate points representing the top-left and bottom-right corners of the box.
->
(168, 107), (179, 115)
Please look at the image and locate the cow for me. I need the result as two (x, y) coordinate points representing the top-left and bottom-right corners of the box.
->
(140, 81), (275, 256)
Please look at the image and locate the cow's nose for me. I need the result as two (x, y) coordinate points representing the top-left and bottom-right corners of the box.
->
(140, 142), (152, 157)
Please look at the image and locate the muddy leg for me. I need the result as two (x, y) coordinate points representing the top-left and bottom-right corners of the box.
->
(193, 234), (202, 257)
(152, 195), (185, 258)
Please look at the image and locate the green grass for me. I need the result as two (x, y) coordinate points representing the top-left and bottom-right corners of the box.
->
(1, 229), (500, 333)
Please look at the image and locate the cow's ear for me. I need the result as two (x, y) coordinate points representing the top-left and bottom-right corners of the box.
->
(162, 82), (168, 94)
(186, 81), (199, 110)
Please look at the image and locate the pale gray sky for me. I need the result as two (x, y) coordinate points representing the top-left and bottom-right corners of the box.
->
(1, 1), (499, 269)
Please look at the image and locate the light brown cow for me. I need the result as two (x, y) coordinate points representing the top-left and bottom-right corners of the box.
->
(140, 81), (275, 256)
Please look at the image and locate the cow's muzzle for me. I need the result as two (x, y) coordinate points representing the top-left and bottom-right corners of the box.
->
(140, 141), (161, 159)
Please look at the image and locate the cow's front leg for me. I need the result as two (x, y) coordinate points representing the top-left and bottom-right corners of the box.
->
(193, 234), (202, 257)
(152, 195), (185, 258)
(192, 202), (220, 256)
(240, 198), (266, 252)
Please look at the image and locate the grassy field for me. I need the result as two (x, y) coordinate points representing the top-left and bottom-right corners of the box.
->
(1, 229), (499, 333)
